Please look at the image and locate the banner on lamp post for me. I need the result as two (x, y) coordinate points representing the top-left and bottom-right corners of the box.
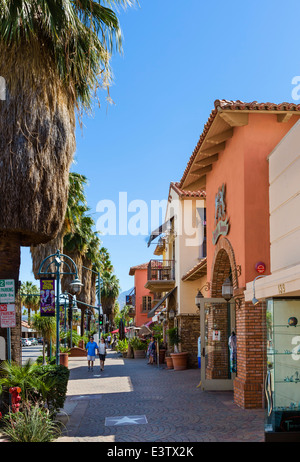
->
(40, 279), (55, 317)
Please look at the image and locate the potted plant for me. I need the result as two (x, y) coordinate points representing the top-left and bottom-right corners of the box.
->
(116, 338), (128, 357)
(130, 337), (147, 359)
(152, 324), (166, 364)
(167, 327), (188, 370)
(59, 346), (70, 368)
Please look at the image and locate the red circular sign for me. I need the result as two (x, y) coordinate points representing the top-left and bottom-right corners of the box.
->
(255, 262), (266, 274)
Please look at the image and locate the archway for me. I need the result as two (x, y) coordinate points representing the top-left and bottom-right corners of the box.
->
(211, 237), (239, 297)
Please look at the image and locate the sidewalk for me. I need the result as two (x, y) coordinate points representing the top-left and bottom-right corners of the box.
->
(55, 349), (265, 443)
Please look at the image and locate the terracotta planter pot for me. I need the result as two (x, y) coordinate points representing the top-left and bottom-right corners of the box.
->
(59, 353), (69, 368)
(171, 352), (188, 371)
(165, 356), (173, 369)
(133, 349), (146, 359)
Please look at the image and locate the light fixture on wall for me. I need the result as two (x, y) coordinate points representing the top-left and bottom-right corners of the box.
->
(195, 282), (210, 309)
(252, 275), (267, 305)
(195, 289), (204, 309)
(168, 308), (175, 319)
(222, 277), (233, 301)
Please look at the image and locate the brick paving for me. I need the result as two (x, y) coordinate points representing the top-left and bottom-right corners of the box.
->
(55, 349), (265, 443)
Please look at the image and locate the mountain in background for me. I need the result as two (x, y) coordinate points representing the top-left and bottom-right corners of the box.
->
(118, 288), (134, 309)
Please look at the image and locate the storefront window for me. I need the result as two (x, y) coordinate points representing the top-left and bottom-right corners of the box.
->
(266, 298), (300, 437)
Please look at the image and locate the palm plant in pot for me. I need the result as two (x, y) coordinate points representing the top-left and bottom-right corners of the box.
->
(130, 337), (147, 359)
(167, 327), (188, 371)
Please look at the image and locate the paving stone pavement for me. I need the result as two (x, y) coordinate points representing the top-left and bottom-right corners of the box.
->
(55, 349), (265, 443)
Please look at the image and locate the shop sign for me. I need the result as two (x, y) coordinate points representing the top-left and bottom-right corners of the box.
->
(255, 261), (266, 274)
(40, 279), (55, 317)
(0, 279), (15, 303)
(212, 329), (221, 341)
(212, 184), (229, 245)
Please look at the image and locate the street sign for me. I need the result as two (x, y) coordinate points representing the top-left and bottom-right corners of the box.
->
(0, 304), (15, 312)
(0, 279), (15, 303)
(0, 311), (16, 328)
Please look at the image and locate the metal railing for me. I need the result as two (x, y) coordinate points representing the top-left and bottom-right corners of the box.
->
(147, 260), (175, 281)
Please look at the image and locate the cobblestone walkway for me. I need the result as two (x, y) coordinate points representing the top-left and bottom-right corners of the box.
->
(55, 349), (264, 443)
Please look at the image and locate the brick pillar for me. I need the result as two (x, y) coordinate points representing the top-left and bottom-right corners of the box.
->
(234, 298), (266, 409)
(177, 314), (200, 368)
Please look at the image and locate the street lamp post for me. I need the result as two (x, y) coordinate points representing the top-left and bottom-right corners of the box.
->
(38, 249), (83, 366)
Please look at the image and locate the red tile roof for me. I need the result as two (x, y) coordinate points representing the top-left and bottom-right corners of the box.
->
(179, 99), (300, 188)
(129, 263), (149, 275)
(170, 181), (206, 198)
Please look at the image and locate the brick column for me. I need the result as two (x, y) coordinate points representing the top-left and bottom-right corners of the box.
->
(177, 314), (200, 368)
(234, 298), (266, 409)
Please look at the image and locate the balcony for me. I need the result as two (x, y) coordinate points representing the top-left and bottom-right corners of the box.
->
(144, 259), (175, 293)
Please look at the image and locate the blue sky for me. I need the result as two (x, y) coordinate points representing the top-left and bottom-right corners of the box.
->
(20, 0), (300, 293)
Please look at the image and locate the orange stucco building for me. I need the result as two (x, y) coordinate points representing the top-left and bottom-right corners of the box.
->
(129, 263), (153, 327)
(179, 100), (300, 408)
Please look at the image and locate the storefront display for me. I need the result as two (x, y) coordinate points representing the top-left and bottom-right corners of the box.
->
(265, 298), (300, 441)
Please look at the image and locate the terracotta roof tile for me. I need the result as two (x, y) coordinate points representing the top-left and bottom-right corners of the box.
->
(170, 182), (206, 198)
(179, 99), (300, 188)
(129, 262), (149, 275)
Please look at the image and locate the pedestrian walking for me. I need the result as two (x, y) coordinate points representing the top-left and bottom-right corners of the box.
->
(148, 337), (156, 365)
(228, 331), (237, 373)
(99, 336), (107, 371)
(85, 336), (99, 372)
(107, 333), (111, 348)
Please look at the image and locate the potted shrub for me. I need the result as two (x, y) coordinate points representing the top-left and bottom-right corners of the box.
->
(116, 339), (128, 357)
(167, 327), (188, 371)
(59, 347), (70, 368)
(152, 324), (166, 364)
(130, 337), (147, 359)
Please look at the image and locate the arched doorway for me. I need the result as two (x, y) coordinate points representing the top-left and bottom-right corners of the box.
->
(200, 237), (237, 391)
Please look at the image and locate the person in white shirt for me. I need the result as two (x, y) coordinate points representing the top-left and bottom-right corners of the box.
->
(98, 337), (107, 371)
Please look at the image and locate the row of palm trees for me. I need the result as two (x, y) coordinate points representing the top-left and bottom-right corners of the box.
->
(0, 1), (134, 360)
(22, 172), (120, 336)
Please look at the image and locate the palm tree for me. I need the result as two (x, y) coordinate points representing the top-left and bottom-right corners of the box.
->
(30, 172), (89, 279)
(0, 0), (133, 361)
(31, 313), (56, 365)
(98, 270), (120, 323)
(20, 281), (40, 324)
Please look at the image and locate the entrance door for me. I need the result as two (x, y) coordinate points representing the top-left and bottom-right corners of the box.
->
(200, 298), (235, 391)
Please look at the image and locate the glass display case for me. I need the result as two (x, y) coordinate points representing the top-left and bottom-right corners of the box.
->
(265, 298), (300, 440)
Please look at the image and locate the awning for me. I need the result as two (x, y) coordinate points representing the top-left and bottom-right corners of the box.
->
(181, 258), (207, 281)
(147, 287), (177, 318)
(147, 217), (174, 247)
(111, 328), (130, 334)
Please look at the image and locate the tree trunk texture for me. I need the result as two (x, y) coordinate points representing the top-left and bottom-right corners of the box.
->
(0, 42), (76, 362)
(0, 42), (76, 246)
(30, 229), (65, 278)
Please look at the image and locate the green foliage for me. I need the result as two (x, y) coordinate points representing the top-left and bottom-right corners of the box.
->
(115, 338), (128, 353)
(0, 361), (69, 417)
(1, 402), (61, 442)
(152, 324), (164, 346)
(0, 0), (136, 112)
(32, 364), (70, 416)
(129, 337), (147, 351)
(0, 360), (40, 402)
(166, 327), (181, 348)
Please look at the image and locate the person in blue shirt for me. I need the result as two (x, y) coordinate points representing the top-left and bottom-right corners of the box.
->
(86, 336), (99, 372)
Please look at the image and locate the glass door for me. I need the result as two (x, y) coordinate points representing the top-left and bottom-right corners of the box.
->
(200, 298), (236, 391)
